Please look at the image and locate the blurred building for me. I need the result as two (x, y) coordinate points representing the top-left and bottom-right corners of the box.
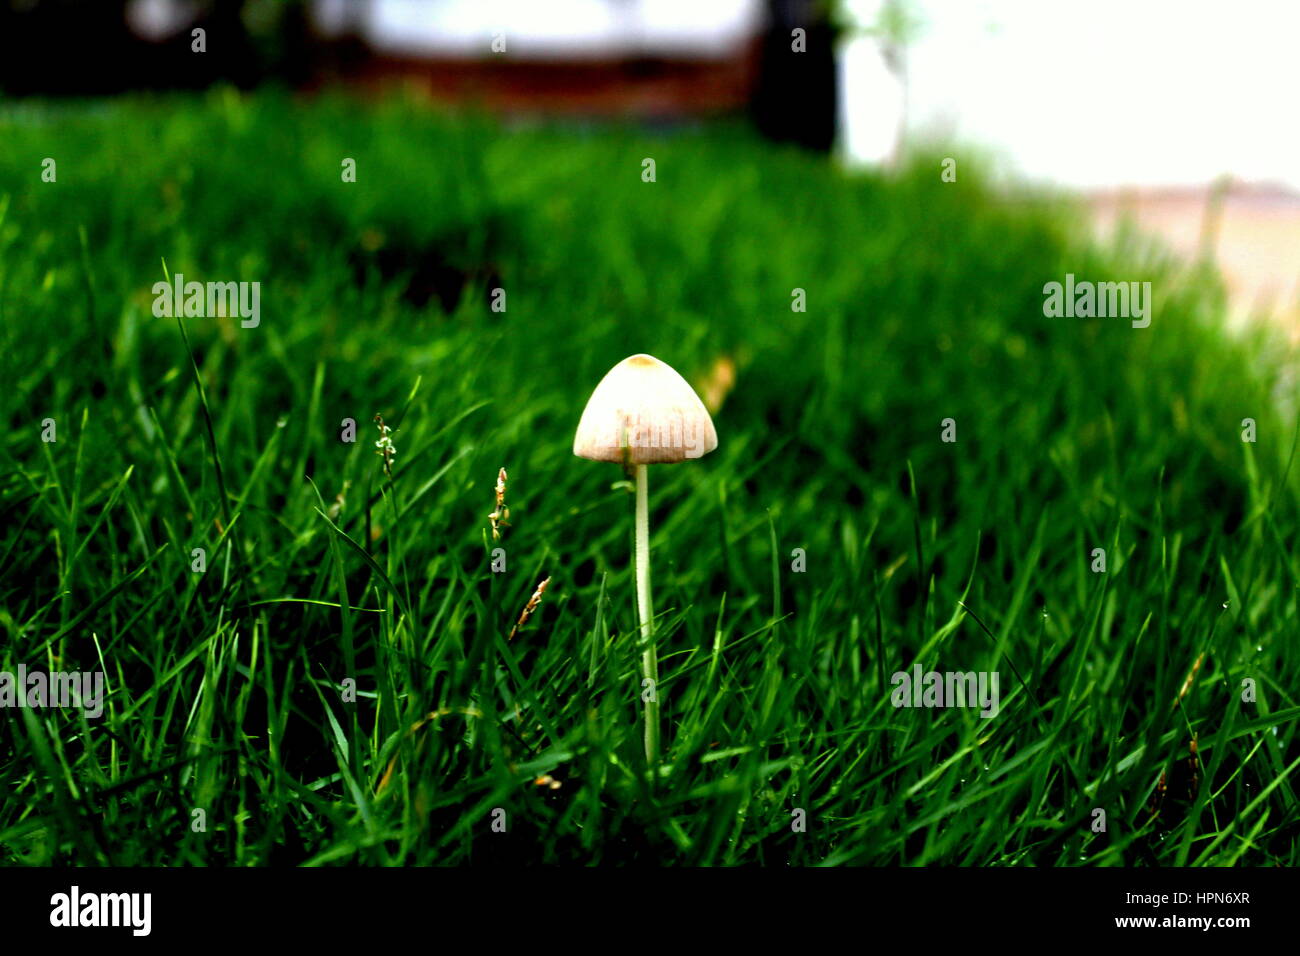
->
(0, 0), (844, 151)
(316, 0), (838, 149)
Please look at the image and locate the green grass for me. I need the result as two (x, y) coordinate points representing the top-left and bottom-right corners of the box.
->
(1, 89), (1297, 866)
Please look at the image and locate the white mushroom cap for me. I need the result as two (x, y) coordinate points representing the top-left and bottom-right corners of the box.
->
(573, 354), (719, 464)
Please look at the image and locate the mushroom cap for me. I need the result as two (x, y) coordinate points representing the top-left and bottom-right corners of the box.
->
(573, 354), (719, 464)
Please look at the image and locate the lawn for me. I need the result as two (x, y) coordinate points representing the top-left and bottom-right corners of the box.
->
(1, 89), (1297, 866)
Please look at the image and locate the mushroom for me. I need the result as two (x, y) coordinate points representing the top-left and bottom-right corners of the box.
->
(573, 354), (718, 763)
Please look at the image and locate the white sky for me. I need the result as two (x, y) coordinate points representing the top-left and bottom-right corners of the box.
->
(351, 0), (761, 58)
(893, 0), (1300, 189)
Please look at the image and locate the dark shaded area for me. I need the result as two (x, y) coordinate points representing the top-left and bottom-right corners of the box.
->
(348, 240), (504, 314)
(750, 0), (839, 152)
(0, 0), (347, 95)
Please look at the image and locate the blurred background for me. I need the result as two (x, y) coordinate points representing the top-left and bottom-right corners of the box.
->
(2, 0), (1296, 331)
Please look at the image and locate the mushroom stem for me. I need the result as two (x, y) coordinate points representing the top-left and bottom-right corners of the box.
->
(634, 462), (659, 764)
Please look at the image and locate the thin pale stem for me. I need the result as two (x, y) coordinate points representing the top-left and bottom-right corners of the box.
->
(634, 463), (658, 764)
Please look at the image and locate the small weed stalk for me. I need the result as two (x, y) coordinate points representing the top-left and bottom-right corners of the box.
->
(373, 413), (397, 479)
(488, 467), (510, 540)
